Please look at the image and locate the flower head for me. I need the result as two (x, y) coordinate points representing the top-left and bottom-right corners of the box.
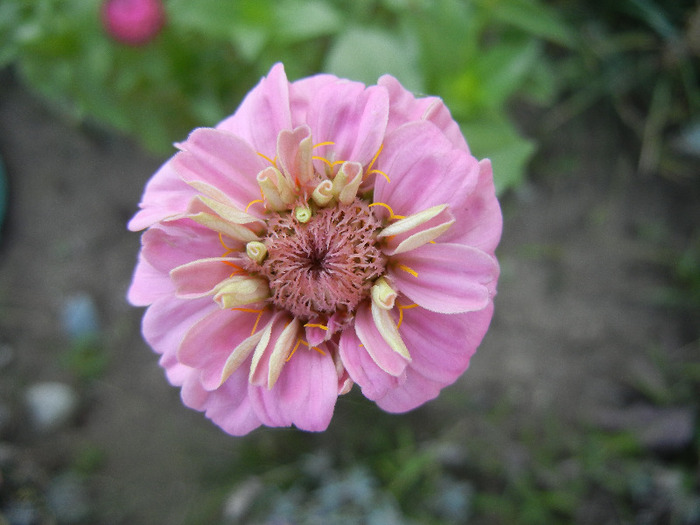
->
(101, 0), (165, 46)
(127, 64), (502, 435)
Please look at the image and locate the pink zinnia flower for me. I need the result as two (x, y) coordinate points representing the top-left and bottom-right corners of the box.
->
(127, 64), (501, 435)
(101, 0), (165, 46)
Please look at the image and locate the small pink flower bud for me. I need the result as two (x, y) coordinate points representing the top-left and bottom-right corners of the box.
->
(101, 0), (165, 46)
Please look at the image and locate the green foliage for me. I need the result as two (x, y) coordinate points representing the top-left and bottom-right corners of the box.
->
(1, 0), (575, 192)
(549, 0), (699, 179)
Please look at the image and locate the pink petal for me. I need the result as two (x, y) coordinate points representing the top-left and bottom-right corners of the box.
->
(140, 220), (224, 274)
(249, 343), (337, 431)
(353, 303), (409, 377)
(373, 121), (478, 217)
(180, 372), (209, 410)
(378, 205), (455, 256)
(338, 328), (404, 401)
(128, 162), (196, 231)
(276, 125), (314, 188)
(177, 308), (270, 391)
(390, 243), (499, 313)
(142, 296), (216, 357)
(440, 159), (502, 255)
(173, 128), (267, 212)
(288, 72), (341, 126)
(142, 296), (217, 386)
(216, 63), (292, 155)
(307, 82), (389, 167)
(378, 74), (469, 152)
(376, 368), (443, 413)
(170, 257), (244, 298)
(248, 312), (287, 387)
(127, 253), (174, 306)
(202, 371), (262, 436)
(377, 303), (495, 412)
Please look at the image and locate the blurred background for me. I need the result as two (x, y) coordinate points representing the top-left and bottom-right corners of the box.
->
(0, 0), (698, 523)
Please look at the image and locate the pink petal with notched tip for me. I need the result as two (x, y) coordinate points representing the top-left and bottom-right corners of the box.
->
(127, 252), (174, 306)
(216, 63), (292, 155)
(248, 343), (337, 431)
(439, 159), (502, 255)
(180, 365), (262, 436)
(142, 296), (217, 385)
(288, 73), (340, 126)
(140, 220), (224, 274)
(173, 128), (267, 213)
(143, 296), (216, 358)
(378, 74), (469, 153)
(180, 372), (208, 410)
(377, 303), (494, 412)
(390, 242), (499, 314)
(373, 121), (478, 217)
(128, 162), (196, 232)
(170, 257), (245, 299)
(203, 370), (262, 436)
(338, 328), (404, 401)
(307, 81), (389, 168)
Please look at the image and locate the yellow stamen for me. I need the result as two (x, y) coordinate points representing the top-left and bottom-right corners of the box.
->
(299, 339), (326, 355)
(223, 261), (243, 270)
(367, 168), (391, 183)
(304, 323), (329, 331)
(245, 199), (264, 213)
(257, 152), (277, 167)
(369, 201), (395, 218)
(313, 141), (335, 149)
(368, 201), (404, 220)
(218, 232), (234, 256)
(365, 144), (383, 178)
(250, 309), (265, 336)
(286, 338), (302, 362)
(312, 156), (333, 169)
(231, 308), (266, 336)
(397, 264), (418, 278)
(396, 303), (418, 329)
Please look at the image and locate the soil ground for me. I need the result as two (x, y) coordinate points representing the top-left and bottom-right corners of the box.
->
(0, 69), (697, 524)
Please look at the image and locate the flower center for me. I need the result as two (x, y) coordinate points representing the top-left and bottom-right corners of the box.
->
(255, 199), (386, 321)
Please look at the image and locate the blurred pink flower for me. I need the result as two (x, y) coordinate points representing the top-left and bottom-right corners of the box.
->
(127, 64), (501, 435)
(101, 0), (165, 46)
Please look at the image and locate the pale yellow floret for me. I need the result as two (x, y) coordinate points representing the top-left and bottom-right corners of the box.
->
(188, 195), (264, 242)
(213, 275), (270, 309)
(371, 277), (397, 310)
(311, 180), (334, 207)
(370, 278), (411, 361)
(268, 318), (301, 388)
(249, 319), (275, 384)
(190, 212), (261, 243)
(257, 166), (295, 211)
(332, 162), (364, 205)
(218, 329), (265, 387)
(245, 241), (268, 263)
(294, 204), (313, 223)
(377, 204), (448, 238)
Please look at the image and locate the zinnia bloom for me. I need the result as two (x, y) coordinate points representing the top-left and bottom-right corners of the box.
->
(127, 64), (501, 435)
(101, 0), (165, 46)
